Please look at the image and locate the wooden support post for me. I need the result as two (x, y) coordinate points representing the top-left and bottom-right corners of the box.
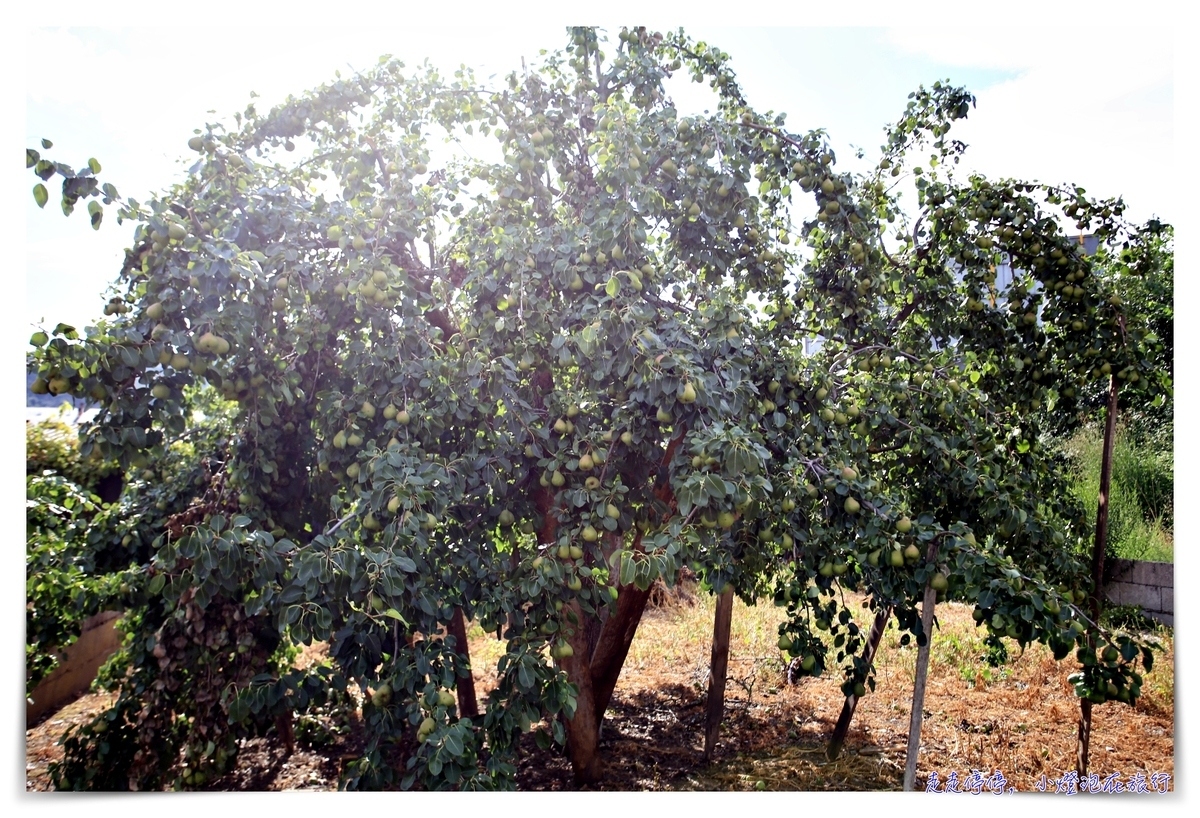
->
(1077, 699), (1093, 780)
(703, 586), (735, 761)
(903, 541), (941, 791)
(1078, 374), (1120, 778)
(827, 605), (891, 760)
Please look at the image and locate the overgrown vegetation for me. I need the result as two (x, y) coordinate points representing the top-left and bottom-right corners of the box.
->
(26, 387), (238, 697)
(1061, 425), (1173, 564)
(27, 407), (119, 493)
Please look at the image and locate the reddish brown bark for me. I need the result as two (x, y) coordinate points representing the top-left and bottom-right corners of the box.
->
(589, 585), (653, 728)
(558, 600), (603, 784)
(274, 712), (295, 755)
(537, 423), (689, 782)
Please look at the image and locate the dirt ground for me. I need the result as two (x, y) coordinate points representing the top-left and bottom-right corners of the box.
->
(25, 594), (1174, 792)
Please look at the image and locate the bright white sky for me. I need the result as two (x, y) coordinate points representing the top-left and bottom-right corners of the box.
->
(4, 1), (1196, 804)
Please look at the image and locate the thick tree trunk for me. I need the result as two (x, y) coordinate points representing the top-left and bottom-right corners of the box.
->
(529, 462), (607, 781)
(703, 586), (735, 761)
(559, 600), (603, 784)
(543, 427), (686, 783)
(827, 605), (891, 760)
(1078, 374), (1119, 778)
(903, 540), (940, 791)
(587, 529), (650, 729)
(589, 583), (652, 729)
(446, 607), (478, 718)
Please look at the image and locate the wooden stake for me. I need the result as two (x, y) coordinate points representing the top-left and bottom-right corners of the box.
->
(703, 586), (735, 761)
(903, 541), (941, 791)
(1078, 374), (1120, 778)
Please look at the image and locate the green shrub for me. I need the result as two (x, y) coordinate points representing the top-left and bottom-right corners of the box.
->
(27, 409), (119, 494)
(25, 390), (235, 695)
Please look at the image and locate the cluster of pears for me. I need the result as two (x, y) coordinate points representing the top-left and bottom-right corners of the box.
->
(31, 372), (72, 396)
(776, 622), (825, 679)
(194, 330), (232, 356)
(147, 221), (189, 254)
(412, 686), (453, 743)
(363, 268), (393, 304)
(103, 296), (131, 316)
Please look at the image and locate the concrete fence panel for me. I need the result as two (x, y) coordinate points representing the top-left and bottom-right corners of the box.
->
(1103, 559), (1173, 627)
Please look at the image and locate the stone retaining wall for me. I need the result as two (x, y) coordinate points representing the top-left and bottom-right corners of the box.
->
(1104, 559), (1173, 627)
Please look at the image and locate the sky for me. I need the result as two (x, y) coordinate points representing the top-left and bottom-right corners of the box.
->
(4, 1), (1195, 808)
(17, 17), (1178, 332)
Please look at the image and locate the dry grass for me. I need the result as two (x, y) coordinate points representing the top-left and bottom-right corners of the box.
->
(581, 588), (1174, 791)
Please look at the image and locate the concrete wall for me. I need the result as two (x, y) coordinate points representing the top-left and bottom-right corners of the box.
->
(26, 610), (123, 725)
(1104, 559), (1173, 627)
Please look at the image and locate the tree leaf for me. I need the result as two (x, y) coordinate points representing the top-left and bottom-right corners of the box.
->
(619, 551), (636, 587)
(382, 608), (409, 626)
(33, 183), (48, 209)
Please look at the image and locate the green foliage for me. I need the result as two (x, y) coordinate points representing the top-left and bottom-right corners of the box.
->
(1112, 431), (1174, 531)
(1068, 222), (1173, 432)
(27, 384), (237, 698)
(28, 26), (1169, 790)
(1102, 604), (1162, 633)
(26, 411), (134, 692)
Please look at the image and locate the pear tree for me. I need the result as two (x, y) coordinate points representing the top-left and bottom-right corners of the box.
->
(31, 26), (1166, 790)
